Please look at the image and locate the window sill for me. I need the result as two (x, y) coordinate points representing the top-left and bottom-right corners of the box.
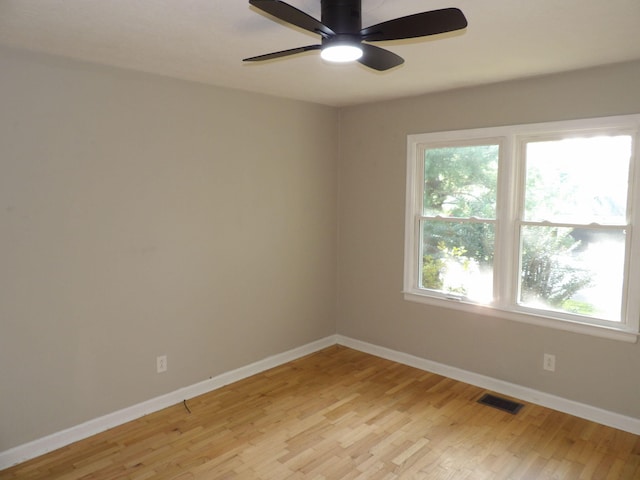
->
(403, 291), (639, 343)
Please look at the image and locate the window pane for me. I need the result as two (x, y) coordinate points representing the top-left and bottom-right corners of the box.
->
(423, 145), (499, 218)
(420, 220), (494, 303)
(519, 226), (625, 321)
(524, 136), (631, 224)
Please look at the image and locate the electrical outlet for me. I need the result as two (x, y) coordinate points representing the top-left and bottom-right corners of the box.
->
(543, 353), (556, 372)
(157, 355), (167, 373)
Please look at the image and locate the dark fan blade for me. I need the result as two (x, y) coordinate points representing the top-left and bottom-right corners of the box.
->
(249, 0), (334, 37)
(243, 45), (321, 62)
(360, 8), (467, 41)
(357, 43), (404, 71)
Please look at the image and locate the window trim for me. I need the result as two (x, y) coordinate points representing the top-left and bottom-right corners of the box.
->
(404, 114), (640, 343)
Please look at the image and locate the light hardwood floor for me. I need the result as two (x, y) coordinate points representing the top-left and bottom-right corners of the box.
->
(2, 346), (639, 479)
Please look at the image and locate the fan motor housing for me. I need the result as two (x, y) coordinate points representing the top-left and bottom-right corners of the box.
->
(321, 0), (361, 33)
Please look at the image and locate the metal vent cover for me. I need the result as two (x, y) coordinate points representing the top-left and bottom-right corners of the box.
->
(477, 393), (524, 415)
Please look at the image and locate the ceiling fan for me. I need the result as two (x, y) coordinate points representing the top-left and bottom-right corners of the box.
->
(243, 0), (467, 71)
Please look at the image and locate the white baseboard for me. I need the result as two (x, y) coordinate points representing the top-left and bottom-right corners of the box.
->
(0, 335), (338, 470)
(335, 335), (640, 436)
(3, 333), (638, 471)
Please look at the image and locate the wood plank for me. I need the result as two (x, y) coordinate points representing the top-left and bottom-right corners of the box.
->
(2, 346), (639, 479)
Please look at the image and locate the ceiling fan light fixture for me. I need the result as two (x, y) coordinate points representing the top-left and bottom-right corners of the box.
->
(245, 0), (468, 71)
(320, 43), (363, 63)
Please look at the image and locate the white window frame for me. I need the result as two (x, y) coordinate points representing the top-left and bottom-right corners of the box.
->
(404, 114), (640, 343)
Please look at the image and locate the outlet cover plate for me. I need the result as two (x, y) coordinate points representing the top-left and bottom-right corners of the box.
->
(543, 353), (556, 372)
(157, 355), (167, 373)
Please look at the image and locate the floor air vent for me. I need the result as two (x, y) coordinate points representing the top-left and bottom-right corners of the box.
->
(477, 393), (524, 415)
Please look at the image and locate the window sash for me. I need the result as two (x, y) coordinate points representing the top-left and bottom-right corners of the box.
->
(404, 115), (640, 342)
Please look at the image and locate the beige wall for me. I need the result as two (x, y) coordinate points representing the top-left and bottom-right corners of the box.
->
(2, 44), (640, 454)
(0, 47), (338, 451)
(337, 60), (640, 419)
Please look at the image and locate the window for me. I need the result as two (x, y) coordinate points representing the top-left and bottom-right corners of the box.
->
(404, 115), (640, 342)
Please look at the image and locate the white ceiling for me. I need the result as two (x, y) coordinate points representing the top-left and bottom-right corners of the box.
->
(1, 0), (639, 106)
